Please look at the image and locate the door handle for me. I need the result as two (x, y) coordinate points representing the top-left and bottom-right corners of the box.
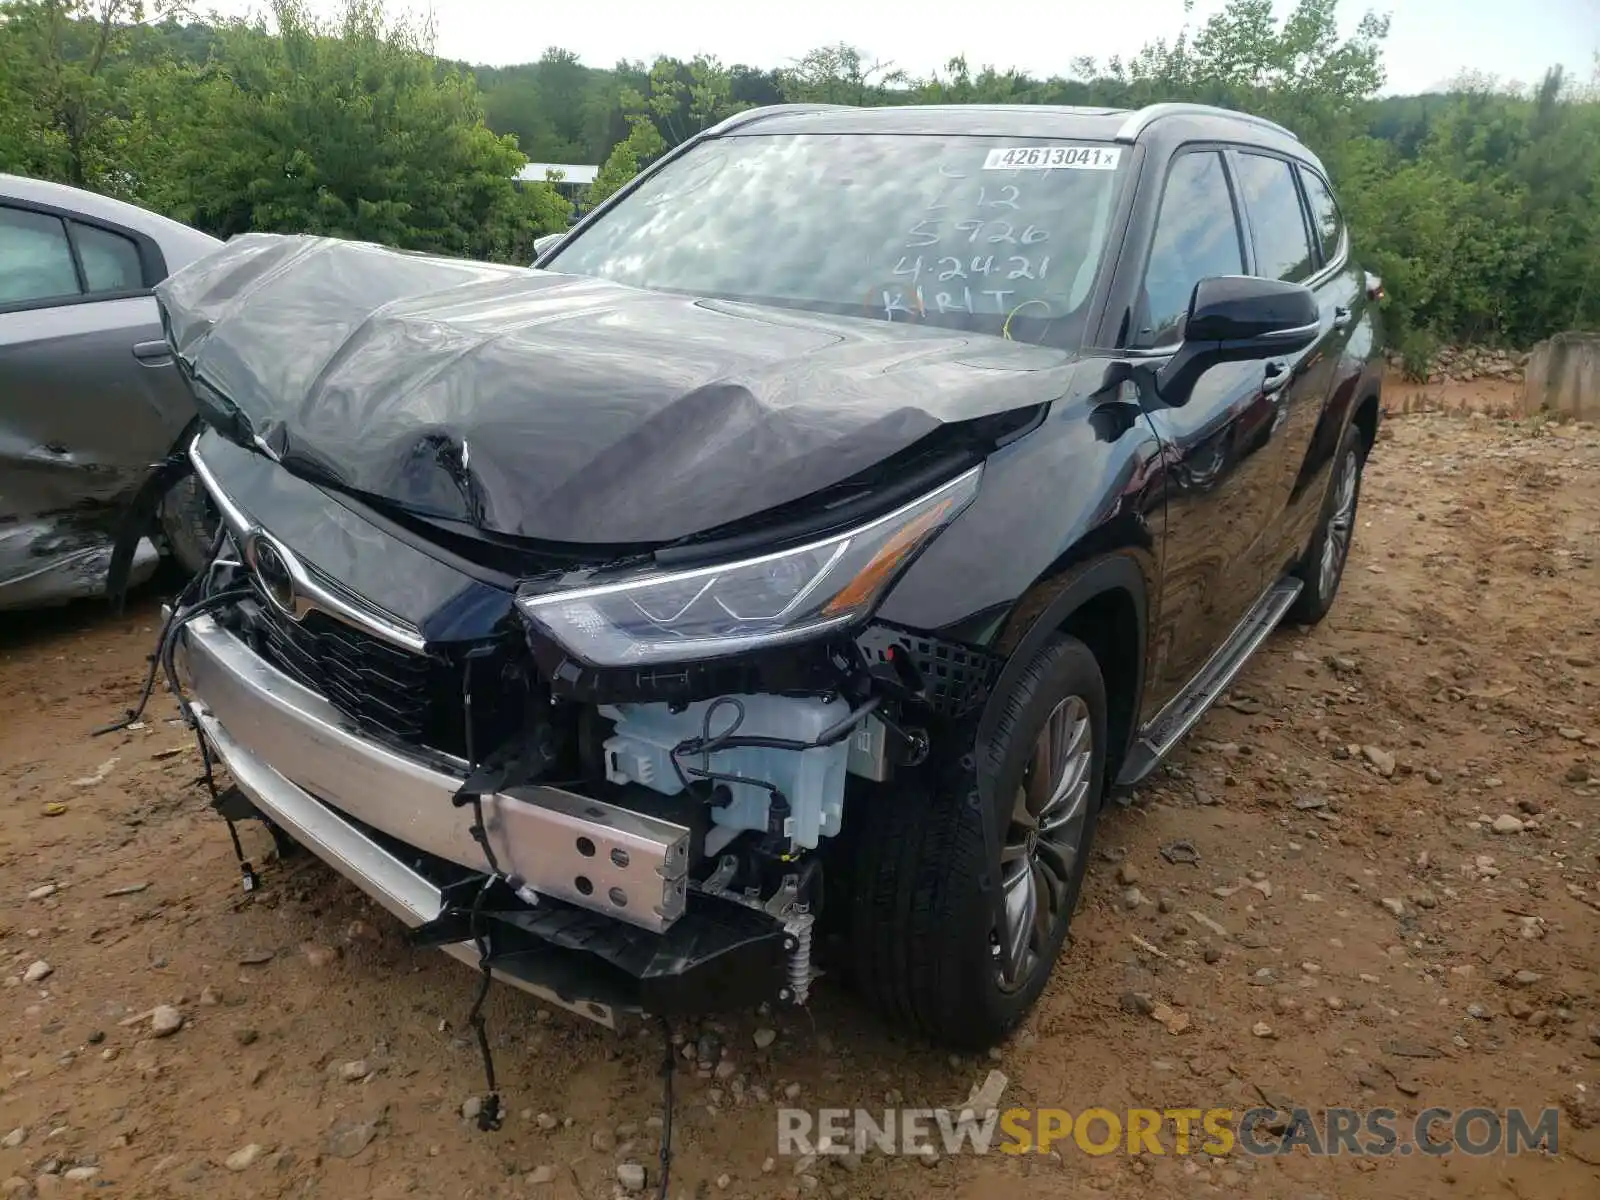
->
(1332, 305), (1352, 329)
(1262, 359), (1290, 394)
(132, 339), (172, 363)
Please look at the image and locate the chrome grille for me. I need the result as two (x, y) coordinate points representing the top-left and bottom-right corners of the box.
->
(251, 593), (433, 745)
(240, 574), (532, 762)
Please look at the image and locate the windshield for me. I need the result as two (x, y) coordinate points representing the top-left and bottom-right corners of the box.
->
(546, 132), (1127, 348)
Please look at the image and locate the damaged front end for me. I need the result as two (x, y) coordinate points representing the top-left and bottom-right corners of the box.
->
(164, 427), (1005, 1041)
(122, 232), (1072, 1127)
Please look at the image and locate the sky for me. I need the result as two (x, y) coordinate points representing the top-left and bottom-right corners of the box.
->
(208, 0), (1600, 96)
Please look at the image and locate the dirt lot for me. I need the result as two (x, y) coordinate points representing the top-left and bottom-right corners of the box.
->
(3, 380), (1599, 1200)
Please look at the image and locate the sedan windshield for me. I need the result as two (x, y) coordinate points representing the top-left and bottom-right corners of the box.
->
(546, 133), (1127, 348)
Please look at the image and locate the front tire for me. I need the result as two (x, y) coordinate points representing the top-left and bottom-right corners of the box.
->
(1288, 421), (1366, 626)
(159, 472), (220, 577)
(848, 635), (1107, 1048)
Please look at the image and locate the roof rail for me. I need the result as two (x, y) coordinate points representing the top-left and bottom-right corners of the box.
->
(707, 103), (857, 136)
(1114, 102), (1299, 144)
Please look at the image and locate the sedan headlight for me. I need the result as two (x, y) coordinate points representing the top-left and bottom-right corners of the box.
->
(516, 466), (981, 666)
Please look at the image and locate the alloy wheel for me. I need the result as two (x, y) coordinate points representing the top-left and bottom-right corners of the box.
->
(1319, 449), (1360, 598)
(995, 694), (1094, 989)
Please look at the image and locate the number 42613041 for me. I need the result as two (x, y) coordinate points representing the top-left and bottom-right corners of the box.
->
(981, 145), (1122, 171)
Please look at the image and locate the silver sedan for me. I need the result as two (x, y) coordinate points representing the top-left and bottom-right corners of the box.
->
(1, 173), (222, 610)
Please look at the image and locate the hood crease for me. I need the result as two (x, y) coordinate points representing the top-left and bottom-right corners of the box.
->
(158, 233), (1080, 544)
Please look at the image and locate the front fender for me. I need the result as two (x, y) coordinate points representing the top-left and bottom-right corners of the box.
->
(876, 396), (1163, 640)
(974, 552), (1151, 767)
(874, 389), (1166, 792)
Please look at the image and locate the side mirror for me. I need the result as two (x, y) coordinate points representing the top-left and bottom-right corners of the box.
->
(1155, 276), (1322, 405)
(532, 232), (564, 262)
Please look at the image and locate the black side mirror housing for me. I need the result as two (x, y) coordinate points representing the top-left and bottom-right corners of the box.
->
(1155, 275), (1322, 406)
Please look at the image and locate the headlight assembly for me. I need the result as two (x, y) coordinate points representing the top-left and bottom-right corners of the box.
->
(515, 465), (981, 666)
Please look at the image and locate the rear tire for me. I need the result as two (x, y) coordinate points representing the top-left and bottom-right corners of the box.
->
(1288, 421), (1365, 626)
(160, 472), (220, 577)
(847, 635), (1107, 1049)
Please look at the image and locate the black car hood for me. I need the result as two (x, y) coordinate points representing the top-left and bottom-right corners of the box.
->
(157, 233), (1081, 544)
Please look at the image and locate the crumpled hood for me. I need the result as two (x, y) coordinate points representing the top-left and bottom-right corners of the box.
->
(158, 233), (1080, 544)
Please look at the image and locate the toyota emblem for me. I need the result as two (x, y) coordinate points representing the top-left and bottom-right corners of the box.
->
(249, 536), (297, 616)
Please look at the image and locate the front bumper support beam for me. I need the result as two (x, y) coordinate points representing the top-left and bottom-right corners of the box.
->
(177, 614), (689, 932)
(175, 614), (788, 1024)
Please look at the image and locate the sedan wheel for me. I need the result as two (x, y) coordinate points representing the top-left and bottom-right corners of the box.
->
(160, 472), (221, 577)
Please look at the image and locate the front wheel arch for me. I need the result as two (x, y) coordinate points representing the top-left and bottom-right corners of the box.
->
(1352, 390), (1381, 457)
(846, 632), (1110, 1046)
(977, 554), (1149, 801)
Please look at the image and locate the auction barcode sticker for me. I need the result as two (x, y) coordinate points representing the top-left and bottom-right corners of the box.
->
(982, 145), (1123, 171)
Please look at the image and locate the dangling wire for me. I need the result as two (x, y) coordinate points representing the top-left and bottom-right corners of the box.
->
(97, 519), (260, 889)
(156, 587), (253, 716)
(100, 538), (257, 891)
(454, 649), (505, 1133)
(655, 1015), (675, 1200)
(192, 709), (258, 892)
(460, 864), (501, 1131)
(93, 525), (228, 737)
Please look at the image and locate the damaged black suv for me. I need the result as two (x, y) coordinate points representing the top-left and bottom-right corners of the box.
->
(145, 101), (1383, 1054)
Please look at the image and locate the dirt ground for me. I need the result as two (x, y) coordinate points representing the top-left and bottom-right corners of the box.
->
(3, 377), (1598, 1200)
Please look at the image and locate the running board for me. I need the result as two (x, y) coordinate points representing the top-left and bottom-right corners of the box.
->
(1115, 577), (1302, 788)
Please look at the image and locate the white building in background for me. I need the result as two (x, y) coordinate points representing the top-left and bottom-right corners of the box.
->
(517, 162), (599, 202)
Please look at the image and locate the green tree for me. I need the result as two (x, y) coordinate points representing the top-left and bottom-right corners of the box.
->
(477, 47), (596, 161)
(780, 43), (904, 105)
(1368, 67), (1600, 347)
(584, 54), (745, 203)
(1099, 0), (1392, 183)
(588, 115), (663, 205)
(0, 0), (190, 195)
(169, 0), (567, 260)
(907, 56), (1032, 106)
(620, 55), (746, 149)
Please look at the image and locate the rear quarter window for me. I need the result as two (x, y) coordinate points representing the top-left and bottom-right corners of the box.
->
(73, 221), (146, 293)
(1297, 168), (1345, 266)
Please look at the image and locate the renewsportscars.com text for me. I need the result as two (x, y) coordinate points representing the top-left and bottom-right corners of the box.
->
(777, 1105), (1561, 1158)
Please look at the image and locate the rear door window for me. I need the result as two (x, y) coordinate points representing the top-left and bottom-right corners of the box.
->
(73, 221), (146, 293)
(0, 206), (82, 306)
(1233, 153), (1317, 284)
